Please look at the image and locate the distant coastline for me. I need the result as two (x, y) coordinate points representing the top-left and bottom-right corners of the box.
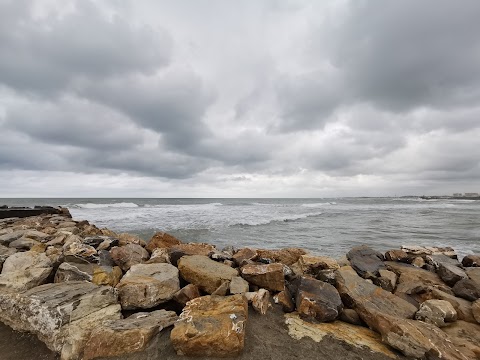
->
(420, 195), (480, 200)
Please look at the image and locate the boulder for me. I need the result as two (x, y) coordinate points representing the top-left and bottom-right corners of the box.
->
(346, 245), (385, 279)
(229, 276), (250, 294)
(315, 269), (337, 285)
(415, 299), (457, 327)
(82, 236), (118, 249)
(0, 251), (52, 291)
(116, 263), (179, 310)
(92, 265), (123, 287)
(54, 262), (94, 283)
(117, 233), (146, 247)
(246, 288), (271, 315)
(335, 266), (417, 320)
(256, 248), (307, 266)
(466, 267), (480, 283)
(171, 295), (248, 357)
(384, 249), (409, 262)
(452, 278), (480, 301)
(173, 284), (201, 306)
(0, 281), (121, 360)
(232, 248), (257, 266)
(83, 310), (178, 360)
(295, 255), (339, 276)
(9, 237), (40, 251)
(462, 255), (480, 267)
(373, 269), (397, 292)
(472, 299), (480, 323)
(212, 280), (230, 296)
(442, 321), (480, 360)
(240, 263), (285, 291)
(401, 245), (457, 258)
(0, 244), (16, 271)
(274, 288), (295, 313)
(110, 244), (149, 271)
(146, 248), (170, 264)
(438, 262), (468, 286)
(0, 230), (26, 245)
(63, 239), (98, 263)
(178, 255), (239, 294)
(295, 276), (343, 322)
(411, 256), (425, 268)
(145, 232), (182, 252)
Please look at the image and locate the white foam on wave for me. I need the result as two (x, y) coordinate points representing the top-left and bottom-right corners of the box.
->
(301, 202), (336, 208)
(230, 211), (324, 227)
(143, 202), (223, 209)
(72, 202), (139, 209)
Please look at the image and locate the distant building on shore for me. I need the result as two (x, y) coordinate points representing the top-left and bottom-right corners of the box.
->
(465, 192), (479, 197)
(453, 193), (462, 197)
(452, 192), (480, 198)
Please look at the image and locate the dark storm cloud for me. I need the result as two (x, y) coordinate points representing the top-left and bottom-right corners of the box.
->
(0, 0), (172, 95)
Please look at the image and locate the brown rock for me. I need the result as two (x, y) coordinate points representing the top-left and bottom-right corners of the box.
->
(240, 263), (285, 292)
(346, 245), (385, 279)
(274, 288), (295, 313)
(146, 248), (170, 264)
(442, 321), (480, 360)
(466, 267), (480, 283)
(453, 278), (480, 301)
(296, 276), (343, 322)
(54, 262), (94, 283)
(415, 299), (457, 327)
(110, 244), (149, 271)
(401, 245), (457, 258)
(0, 251), (53, 291)
(373, 269), (397, 292)
(212, 281), (230, 296)
(256, 248), (306, 266)
(472, 299), (480, 323)
(384, 249), (409, 262)
(246, 289), (271, 315)
(146, 232), (182, 252)
(63, 238), (98, 263)
(83, 310), (178, 360)
(171, 295), (248, 357)
(92, 265), (123, 287)
(116, 263), (180, 310)
(438, 262), (468, 287)
(178, 255), (239, 294)
(171, 243), (217, 257)
(339, 308), (363, 326)
(117, 233), (146, 247)
(411, 256), (425, 268)
(232, 248), (257, 267)
(462, 255), (480, 267)
(296, 255), (339, 277)
(173, 284), (201, 306)
(229, 276), (250, 294)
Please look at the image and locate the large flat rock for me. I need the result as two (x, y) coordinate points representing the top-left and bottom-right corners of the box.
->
(240, 263), (285, 292)
(0, 251), (53, 291)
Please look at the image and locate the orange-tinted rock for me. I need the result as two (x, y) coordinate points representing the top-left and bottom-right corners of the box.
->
(171, 243), (216, 257)
(117, 233), (146, 247)
(246, 289), (271, 315)
(173, 284), (201, 306)
(274, 288), (295, 313)
(415, 299), (457, 327)
(232, 248), (257, 266)
(171, 295), (248, 357)
(145, 232), (182, 253)
(442, 321), (480, 360)
(256, 248), (306, 266)
(240, 263), (285, 292)
(110, 244), (149, 271)
(384, 249), (409, 262)
(92, 265), (123, 287)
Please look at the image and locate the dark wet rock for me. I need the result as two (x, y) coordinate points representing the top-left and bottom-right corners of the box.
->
(346, 245), (385, 279)
(462, 255), (480, 267)
(110, 244), (149, 271)
(384, 249), (409, 262)
(295, 276), (343, 322)
(83, 236), (119, 250)
(171, 295), (248, 357)
(315, 269), (337, 285)
(438, 262), (468, 286)
(241, 263), (285, 292)
(452, 278), (480, 301)
(373, 269), (397, 292)
(415, 299), (457, 327)
(168, 248), (187, 266)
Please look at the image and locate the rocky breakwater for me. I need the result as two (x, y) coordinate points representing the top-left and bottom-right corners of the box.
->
(2, 214), (480, 359)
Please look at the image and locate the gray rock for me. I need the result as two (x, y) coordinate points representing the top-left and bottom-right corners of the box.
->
(110, 244), (149, 271)
(0, 251), (52, 291)
(0, 244), (16, 271)
(452, 278), (480, 301)
(472, 299), (480, 323)
(229, 276), (250, 294)
(415, 299), (457, 327)
(438, 262), (468, 286)
(54, 262), (94, 283)
(9, 237), (40, 251)
(346, 245), (385, 279)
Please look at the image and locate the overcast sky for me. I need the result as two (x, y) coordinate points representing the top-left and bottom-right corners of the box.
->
(1, 0), (479, 197)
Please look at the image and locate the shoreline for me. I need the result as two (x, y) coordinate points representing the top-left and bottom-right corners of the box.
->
(1, 207), (480, 359)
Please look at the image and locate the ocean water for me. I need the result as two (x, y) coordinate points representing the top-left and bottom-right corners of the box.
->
(1, 198), (479, 258)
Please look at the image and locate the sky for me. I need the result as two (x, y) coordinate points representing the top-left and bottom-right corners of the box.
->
(1, 0), (480, 198)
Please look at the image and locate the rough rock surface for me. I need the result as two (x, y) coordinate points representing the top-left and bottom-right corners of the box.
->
(240, 263), (285, 291)
(0, 251), (52, 291)
(384, 249), (409, 262)
(462, 255), (480, 267)
(54, 262), (94, 283)
(83, 310), (178, 360)
(173, 284), (201, 306)
(473, 299), (480, 323)
(255, 248), (307, 266)
(116, 263), (179, 310)
(466, 267), (480, 284)
(295, 276), (343, 322)
(438, 262), (468, 286)
(178, 255), (239, 294)
(442, 320), (480, 359)
(415, 299), (457, 327)
(274, 288), (295, 313)
(146, 232), (182, 253)
(92, 265), (123, 287)
(110, 244), (149, 271)
(232, 248), (257, 266)
(171, 295), (248, 357)
(452, 278), (480, 301)
(346, 245), (385, 279)
(230, 276), (250, 294)
(246, 289), (271, 315)
(0, 281), (121, 360)
(374, 269), (397, 292)
(0, 245), (16, 271)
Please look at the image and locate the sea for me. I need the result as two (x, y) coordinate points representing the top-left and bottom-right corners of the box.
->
(1, 197), (479, 258)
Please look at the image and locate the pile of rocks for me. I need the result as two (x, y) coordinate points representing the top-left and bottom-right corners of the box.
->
(1, 212), (480, 360)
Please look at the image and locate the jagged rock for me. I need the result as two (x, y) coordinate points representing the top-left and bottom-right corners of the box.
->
(472, 299), (480, 323)
(295, 276), (343, 322)
(240, 263), (285, 291)
(212, 280), (230, 296)
(335, 266), (417, 320)
(232, 248), (257, 266)
(210, 250), (233, 261)
(315, 269), (337, 285)
(45, 234), (67, 247)
(411, 256), (425, 268)
(0, 281), (121, 360)
(117, 232), (146, 247)
(0, 244), (16, 271)
(373, 269), (397, 292)
(401, 245), (457, 258)
(0, 230), (27, 245)
(363, 310), (470, 359)
(168, 248), (187, 266)
(438, 262), (468, 286)
(346, 245), (385, 279)
(45, 246), (64, 265)
(385, 261), (452, 295)
(255, 248), (306, 266)
(178, 255), (239, 294)
(171, 295), (248, 357)
(145, 232), (181, 252)
(98, 249), (116, 267)
(9, 237), (40, 251)
(173, 284), (201, 306)
(285, 313), (397, 358)
(246, 289), (271, 314)
(83, 310), (178, 360)
(426, 254), (463, 268)
(30, 242), (47, 253)
(442, 321), (480, 360)
(0, 251), (52, 291)
(415, 299), (457, 327)
(63, 238), (98, 263)
(116, 263), (179, 310)
(274, 288), (295, 313)
(462, 255), (480, 267)
(295, 255), (339, 277)
(146, 248), (170, 264)
(384, 249), (409, 262)
(339, 308), (363, 326)
(54, 262), (94, 283)
(452, 278), (480, 301)
(413, 287), (476, 323)
(229, 276), (250, 294)
(110, 244), (149, 271)
(92, 265), (123, 287)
